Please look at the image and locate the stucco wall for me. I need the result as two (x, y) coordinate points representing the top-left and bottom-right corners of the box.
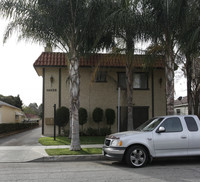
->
(174, 105), (188, 115)
(43, 68), (60, 135)
(0, 106), (23, 123)
(42, 66), (166, 136)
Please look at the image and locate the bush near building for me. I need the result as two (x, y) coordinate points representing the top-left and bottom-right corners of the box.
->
(0, 123), (39, 134)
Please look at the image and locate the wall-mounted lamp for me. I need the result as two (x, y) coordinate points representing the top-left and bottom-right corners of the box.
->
(159, 78), (162, 87)
(50, 76), (54, 87)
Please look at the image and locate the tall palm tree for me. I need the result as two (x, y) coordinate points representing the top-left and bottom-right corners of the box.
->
(177, 0), (200, 115)
(143, 0), (188, 115)
(97, 0), (145, 130)
(0, 0), (111, 150)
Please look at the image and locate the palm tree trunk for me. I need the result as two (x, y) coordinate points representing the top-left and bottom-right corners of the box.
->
(194, 91), (199, 116)
(125, 34), (134, 131)
(68, 99), (72, 139)
(165, 44), (175, 115)
(126, 63), (134, 130)
(186, 54), (193, 114)
(69, 50), (81, 151)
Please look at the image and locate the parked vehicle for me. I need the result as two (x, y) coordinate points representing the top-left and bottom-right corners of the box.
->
(103, 115), (200, 167)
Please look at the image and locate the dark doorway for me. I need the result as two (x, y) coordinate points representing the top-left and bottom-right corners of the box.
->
(119, 106), (149, 132)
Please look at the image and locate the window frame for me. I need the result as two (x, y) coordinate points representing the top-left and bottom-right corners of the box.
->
(159, 117), (183, 133)
(184, 117), (198, 132)
(117, 72), (149, 90)
(95, 71), (107, 83)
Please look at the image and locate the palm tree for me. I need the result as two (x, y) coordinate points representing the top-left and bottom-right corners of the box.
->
(177, 0), (200, 115)
(97, 0), (145, 130)
(0, 0), (111, 150)
(143, 0), (188, 115)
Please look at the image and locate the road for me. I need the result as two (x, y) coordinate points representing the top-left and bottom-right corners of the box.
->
(1, 159), (200, 182)
(0, 127), (42, 146)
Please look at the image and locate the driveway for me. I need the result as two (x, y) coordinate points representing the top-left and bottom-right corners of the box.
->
(0, 127), (42, 146)
(0, 127), (48, 162)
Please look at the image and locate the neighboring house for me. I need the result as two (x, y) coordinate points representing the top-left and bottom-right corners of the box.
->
(174, 96), (188, 115)
(24, 114), (40, 122)
(24, 114), (41, 126)
(34, 52), (166, 136)
(0, 101), (24, 123)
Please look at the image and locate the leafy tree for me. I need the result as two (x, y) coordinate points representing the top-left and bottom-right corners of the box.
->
(0, 94), (23, 109)
(23, 102), (42, 116)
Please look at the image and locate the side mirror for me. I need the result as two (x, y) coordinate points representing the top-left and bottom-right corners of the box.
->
(157, 126), (166, 133)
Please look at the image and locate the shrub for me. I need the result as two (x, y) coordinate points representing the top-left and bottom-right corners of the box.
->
(79, 107), (88, 131)
(85, 127), (111, 136)
(92, 107), (103, 131)
(85, 127), (99, 136)
(56, 107), (69, 127)
(105, 108), (115, 128)
(0, 123), (39, 134)
(99, 127), (111, 136)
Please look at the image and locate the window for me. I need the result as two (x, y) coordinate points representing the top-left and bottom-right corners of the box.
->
(176, 109), (181, 115)
(95, 71), (107, 82)
(133, 73), (148, 89)
(15, 115), (19, 121)
(118, 72), (126, 89)
(118, 72), (148, 89)
(160, 117), (183, 132)
(185, 117), (198, 131)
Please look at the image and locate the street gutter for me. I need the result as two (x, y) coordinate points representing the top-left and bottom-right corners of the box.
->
(30, 154), (105, 162)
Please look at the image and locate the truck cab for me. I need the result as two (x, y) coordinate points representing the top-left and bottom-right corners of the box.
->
(103, 115), (200, 167)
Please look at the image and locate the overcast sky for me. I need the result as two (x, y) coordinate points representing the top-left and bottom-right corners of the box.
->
(0, 19), (43, 106)
(0, 19), (186, 106)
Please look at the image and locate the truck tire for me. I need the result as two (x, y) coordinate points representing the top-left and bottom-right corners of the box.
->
(125, 145), (149, 168)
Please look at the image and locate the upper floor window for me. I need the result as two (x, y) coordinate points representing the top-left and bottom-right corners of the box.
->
(95, 71), (107, 82)
(118, 72), (148, 89)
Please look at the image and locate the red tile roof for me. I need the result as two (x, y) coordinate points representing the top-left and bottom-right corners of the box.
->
(34, 52), (164, 68)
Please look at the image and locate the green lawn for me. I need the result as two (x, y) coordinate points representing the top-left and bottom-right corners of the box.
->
(39, 136), (105, 146)
(46, 148), (102, 156)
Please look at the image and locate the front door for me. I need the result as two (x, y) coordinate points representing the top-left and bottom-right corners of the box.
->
(119, 106), (149, 131)
(153, 117), (188, 157)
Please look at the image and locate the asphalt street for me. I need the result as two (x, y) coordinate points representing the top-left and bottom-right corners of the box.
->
(1, 159), (200, 182)
(0, 127), (42, 146)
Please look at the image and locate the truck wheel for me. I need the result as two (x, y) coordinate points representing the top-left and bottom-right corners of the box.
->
(125, 145), (149, 168)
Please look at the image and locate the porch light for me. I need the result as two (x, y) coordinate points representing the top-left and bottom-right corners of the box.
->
(159, 78), (162, 87)
(50, 76), (54, 86)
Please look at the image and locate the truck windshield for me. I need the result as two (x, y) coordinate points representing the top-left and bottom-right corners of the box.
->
(136, 117), (164, 132)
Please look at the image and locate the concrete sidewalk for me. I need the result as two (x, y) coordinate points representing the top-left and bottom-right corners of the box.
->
(0, 145), (104, 163)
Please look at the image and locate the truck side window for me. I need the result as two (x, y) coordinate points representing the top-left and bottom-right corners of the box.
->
(185, 117), (198, 132)
(160, 117), (183, 132)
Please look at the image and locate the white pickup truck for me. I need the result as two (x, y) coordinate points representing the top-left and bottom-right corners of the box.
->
(103, 115), (200, 167)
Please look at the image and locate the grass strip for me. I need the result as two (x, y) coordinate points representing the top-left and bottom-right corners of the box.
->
(46, 148), (102, 156)
(39, 136), (105, 146)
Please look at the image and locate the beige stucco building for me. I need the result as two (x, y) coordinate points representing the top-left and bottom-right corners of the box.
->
(34, 52), (166, 136)
(0, 101), (24, 123)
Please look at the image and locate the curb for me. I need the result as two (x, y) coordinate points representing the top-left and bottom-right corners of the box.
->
(30, 154), (105, 162)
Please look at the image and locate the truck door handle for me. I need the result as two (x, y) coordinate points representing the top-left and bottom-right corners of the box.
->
(181, 136), (187, 139)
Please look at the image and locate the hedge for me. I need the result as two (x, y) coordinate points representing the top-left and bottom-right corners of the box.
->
(0, 123), (39, 134)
